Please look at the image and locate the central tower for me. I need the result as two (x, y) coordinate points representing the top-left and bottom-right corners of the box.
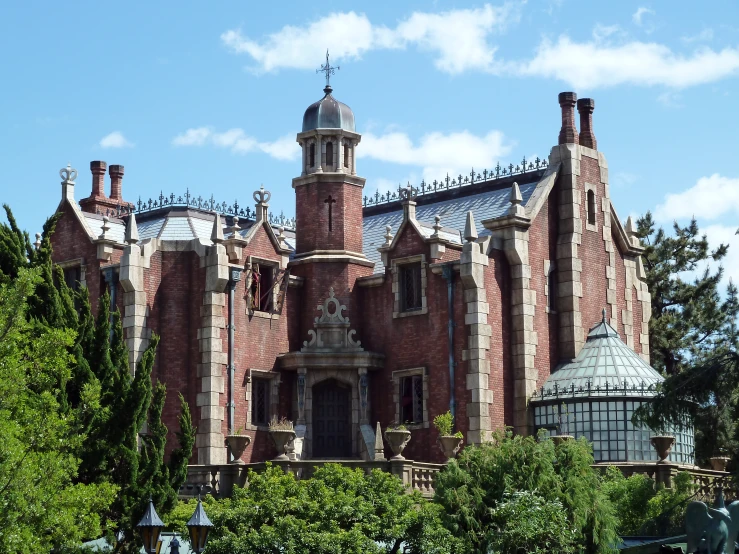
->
(290, 59), (373, 342)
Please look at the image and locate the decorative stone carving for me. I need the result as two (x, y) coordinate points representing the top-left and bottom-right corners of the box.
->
(438, 436), (463, 460)
(384, 428), (411, 460)
(297, 369), (307, 424)
(225, 434), (251, 464)
(650, 435), (675, 463)
(302, 288), (362, 351)
(358, 368), (368, 424)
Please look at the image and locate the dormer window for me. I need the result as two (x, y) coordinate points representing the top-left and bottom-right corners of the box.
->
(325, 141), (333, 167)
(309, 143), (315, 168)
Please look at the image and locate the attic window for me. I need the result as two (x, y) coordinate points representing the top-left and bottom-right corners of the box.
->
(587, 189), (596, 226)
(325, 141), (334, 167)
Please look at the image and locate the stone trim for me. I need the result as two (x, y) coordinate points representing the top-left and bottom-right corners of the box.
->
(391, 254), (428, 318)
(544, 260), (556, 314)
(391, 367), (429, 430)
(244, 369), (281, 432)
(584, 182), (599, 232)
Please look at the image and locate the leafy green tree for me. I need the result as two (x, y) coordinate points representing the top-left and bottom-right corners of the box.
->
(0, 267), (117, 553)
(602, 466), (694, 536)
(167, 463), (458, 554)
(434, 431), (618, 554)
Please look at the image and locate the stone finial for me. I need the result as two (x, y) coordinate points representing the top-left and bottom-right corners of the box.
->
(34, 233), (42, 250)
(277, 225), (287, 248)
(99, 216), (111, 240)
(508, 182), (525, 216)
(211, 212), (224, 244)
(464, 210), (478, 242)
(558, 92), (579, 145)
(577, 98), (597, 150)
(374, 421), (386, 461)
(254, 185), (271, 222)
(125, 212), (139, 244)
(383, 225), (393, 246)
(432, 214), (442, 238)
(59, 163), (77, 185)
(400, 183), (417, 221)
(625, 216), (639, 247)
(227, 216), (241, 237)
(602, 307), (607, 323)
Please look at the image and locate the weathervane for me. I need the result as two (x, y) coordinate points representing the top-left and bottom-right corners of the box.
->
(317, 49), (339, 89)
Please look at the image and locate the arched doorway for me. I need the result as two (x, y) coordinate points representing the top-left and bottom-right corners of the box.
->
(312, 379), (352, 458)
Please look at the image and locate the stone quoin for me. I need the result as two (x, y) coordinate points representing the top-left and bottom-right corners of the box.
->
(49, 78), (685, 468)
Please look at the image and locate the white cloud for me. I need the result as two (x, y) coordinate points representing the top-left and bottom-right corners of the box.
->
(172, 127), (300, 161)
(682, 28), (714, 43)
(654, 174), (739, 222)
(100, 131), (133, 149)
(221, 4), (517, 74)
(632, 7), (654, 27)
(515, 37), (739, 89)
(656, 90), (683, 108)
(358, 129), (514, 180)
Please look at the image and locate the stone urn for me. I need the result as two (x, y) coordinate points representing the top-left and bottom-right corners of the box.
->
(552, 435), (575, 446)
(384, 429), (411, 460)
(270, 429), (296, 461)
(225, 434), (251, 464)
(438, 436), (463, 460)
(650, 435), (675, 463)
(710, 456), (731, 472)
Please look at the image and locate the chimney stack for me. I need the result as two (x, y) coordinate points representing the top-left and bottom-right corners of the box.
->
(90, 161), (107, 198)
(558, 92), (579, 145)
(109, 164), (124, 201)
(577, 98), (597, 150)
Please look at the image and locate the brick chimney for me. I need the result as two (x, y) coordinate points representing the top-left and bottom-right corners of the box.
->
(577, 98), (597, 150)
(109, 164), (124, 201)
(558, 92), (579, 145)
(90, 161), (107, 198)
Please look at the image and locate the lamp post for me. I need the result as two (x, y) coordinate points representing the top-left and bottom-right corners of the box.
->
(136, 498), (164, 554)
(187, 488), (214, 554)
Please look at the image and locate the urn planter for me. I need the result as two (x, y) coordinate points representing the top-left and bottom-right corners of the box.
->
(225, 434), (251, 464)
(650, 435), (675, 463)
(438, 436), (463, 460)
(552, 435), (574, 446)
(270, 429), (296, 461)
(384, 429), (411, 460)
(710, 456), (730, 472)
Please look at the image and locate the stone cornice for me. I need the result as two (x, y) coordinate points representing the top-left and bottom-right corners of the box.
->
(278, 350), (385, 370)
(288, 250), (375, 268)
(296, 128), (362, 142)
(292, 172), (366, 189)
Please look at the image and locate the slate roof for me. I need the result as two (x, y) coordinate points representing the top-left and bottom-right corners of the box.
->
(533, 313), (663, 400)
(363, 180), (538, 273)
(84, 214), (126, 243)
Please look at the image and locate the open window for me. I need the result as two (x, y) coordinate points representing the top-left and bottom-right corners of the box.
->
(343, 142), (349, 168)
(249, 262), (275, 312)
(392, 367), (428, 428)
(400, 263), (422, 312)
(309, 143), (315, 168)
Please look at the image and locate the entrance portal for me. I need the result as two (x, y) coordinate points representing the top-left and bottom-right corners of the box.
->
(312, 379), (352, 458)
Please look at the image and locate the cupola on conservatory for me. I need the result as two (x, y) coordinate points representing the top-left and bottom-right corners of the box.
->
(531, 311), (694, 465)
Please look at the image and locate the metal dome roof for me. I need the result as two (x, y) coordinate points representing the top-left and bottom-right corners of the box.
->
(533, 310), (663, 400)
(302, 86), (355, 133)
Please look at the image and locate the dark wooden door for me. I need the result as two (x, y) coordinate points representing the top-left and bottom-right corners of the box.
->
(313, 379), (351, 458)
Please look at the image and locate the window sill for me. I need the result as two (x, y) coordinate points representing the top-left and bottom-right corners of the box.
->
(245, 424), (270, 432)
(249, 310), (279, 320)
(402, 422), (429, 430)
(393, 307), (428, 319)
(585, 223), (598, 232)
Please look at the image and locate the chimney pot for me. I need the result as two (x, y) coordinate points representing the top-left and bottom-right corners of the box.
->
(557, 92), (579, 145)
(109, 164), (125, 201)
(577, 98), (597, 150)
(90, 161), (107, 198)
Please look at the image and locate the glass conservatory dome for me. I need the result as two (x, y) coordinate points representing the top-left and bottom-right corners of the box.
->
(531, 311), (694, 465)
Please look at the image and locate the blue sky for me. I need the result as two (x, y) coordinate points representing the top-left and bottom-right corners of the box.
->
(2, 1), (738, 283)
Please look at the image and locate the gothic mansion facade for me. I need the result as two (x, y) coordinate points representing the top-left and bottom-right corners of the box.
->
(50, 87), (684, 467)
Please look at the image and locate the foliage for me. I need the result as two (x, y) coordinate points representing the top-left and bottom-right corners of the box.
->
(433, 412), (452, 436)
(602, 466), (694, 536)
(179, 463), (459, 554)
(632, 214), (738, 462)
(434, 430), (619, 554)
(268, 416), (294, 431)
(0, 268), (117, 553)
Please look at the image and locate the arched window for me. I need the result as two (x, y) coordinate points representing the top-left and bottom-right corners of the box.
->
(343, 143), (349, 168)
(325, 141), (334, 167)
(587, 189), (596, 225)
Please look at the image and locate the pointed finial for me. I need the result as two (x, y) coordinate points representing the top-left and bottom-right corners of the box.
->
(99, 216), (111, 240)
(464, 211), (478, 242)
(508, 182), (525, 216)
(317, 49), (339, 93)
(34, 233), (42, 250)
(383, 225), (393, 246)
(232, 216), (240, 230)
(374, 421), (385, 461)
(211, 213), (224, 244)
(125, 212), (139, 244)
(277, 225), (287, 248)
(625, 216), (636, 236)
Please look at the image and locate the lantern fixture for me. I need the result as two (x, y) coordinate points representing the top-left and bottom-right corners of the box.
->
(136, 498), (164, 554)
(187, 490), (214, 554)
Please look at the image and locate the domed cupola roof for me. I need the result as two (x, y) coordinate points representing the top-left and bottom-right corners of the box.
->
(302, 85), (356, 133)
(535, 309), (663, 399)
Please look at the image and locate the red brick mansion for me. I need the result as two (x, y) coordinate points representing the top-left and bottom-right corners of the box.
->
(50, 86), (690, 468)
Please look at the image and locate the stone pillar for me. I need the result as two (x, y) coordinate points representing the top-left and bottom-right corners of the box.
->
(551, 144), (584, 359)
(120, 213), (150, 373)
(460, 212), (493, 445)
(358, 368), (368, 425)
(196, 215), (229, 465)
